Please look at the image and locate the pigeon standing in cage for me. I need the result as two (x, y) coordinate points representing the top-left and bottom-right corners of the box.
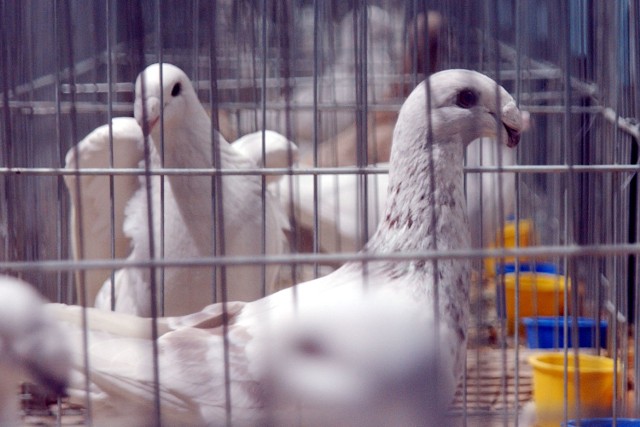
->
(50, 68), (524, 426)
(65, 63), (296, 317)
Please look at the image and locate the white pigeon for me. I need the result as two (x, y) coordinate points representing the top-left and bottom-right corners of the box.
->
(0, 275), (71, 426)
(49, 69), (523, 426)
(65, 117), (149, 308)
(65, 63), (294, 317)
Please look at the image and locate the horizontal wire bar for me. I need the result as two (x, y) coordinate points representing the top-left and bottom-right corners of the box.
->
(2, 163), (639, 177)
(0, 166), (388, 176)
(3, 98), (602, 115)
(4, 100), (134, 115)
(2, 243), (640, 274)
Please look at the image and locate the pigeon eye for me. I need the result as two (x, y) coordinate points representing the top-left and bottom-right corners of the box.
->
(171, 82), (181, 97)
(296, 337), (326, 357)
(455, 89), (478, 109)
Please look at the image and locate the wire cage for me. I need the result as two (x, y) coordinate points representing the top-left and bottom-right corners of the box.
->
(1, 0), (639, 426)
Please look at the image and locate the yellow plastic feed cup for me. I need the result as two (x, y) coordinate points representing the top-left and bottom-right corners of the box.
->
(529, 352), (619, 427)
(484, 218), (536, 276)
(503, 271), (568, 334)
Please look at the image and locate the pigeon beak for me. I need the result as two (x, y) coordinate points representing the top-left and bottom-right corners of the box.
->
(144, 117), (160, 137)
(134, 97), (161, 137)
(504, 125), (520, 148)
(500, 100), (524, 148)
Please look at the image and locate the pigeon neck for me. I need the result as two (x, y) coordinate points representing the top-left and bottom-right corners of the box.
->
(368, 140), (469, 255)
(148, 109), (256, 257)
(151, 106), (234, 170)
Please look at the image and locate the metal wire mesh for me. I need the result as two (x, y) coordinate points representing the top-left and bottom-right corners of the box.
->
(1, 0), (639, 426)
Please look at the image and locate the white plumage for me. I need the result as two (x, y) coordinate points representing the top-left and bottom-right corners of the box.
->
(51, 69), (523, 426)
(231, 130), (299, 184)
(275, 136), (518, 254)
(65, 63), (294, 316)
(262, 292), (455, 427)
(274, 170), (388, 254)
(65, 117), (146, 308)
(0, 275), (71, 426)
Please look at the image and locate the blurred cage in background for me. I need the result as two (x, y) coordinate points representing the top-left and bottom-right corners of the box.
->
(0, 0), (639, 425)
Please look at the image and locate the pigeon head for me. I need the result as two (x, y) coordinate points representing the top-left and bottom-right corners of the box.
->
(0, 276), (71, 396)
(393, 69), (524, 155)
(261, 293), (454, 426)
(134, 63), (202, 139)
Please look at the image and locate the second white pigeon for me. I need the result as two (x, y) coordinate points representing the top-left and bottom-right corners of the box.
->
(66, 63), (295, 316)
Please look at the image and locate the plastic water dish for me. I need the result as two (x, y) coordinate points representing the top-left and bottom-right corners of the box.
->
(563, 420), (640, 427)
(501, 268), (568, 334)
(497, 262), (559, 275)
(529, 353), (620, 427)
(522, 317), (607, 349)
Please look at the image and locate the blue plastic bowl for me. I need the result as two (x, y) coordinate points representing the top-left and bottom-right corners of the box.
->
(563, 419), (640, 426)
(496, 262), (560, 275)
(522, 316), (607, 348)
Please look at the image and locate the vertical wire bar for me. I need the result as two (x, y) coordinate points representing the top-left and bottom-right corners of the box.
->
(153, 0), (164, 420)
(485, 1), (510, 423)
(259, 49), (267, 297)
(326, 3), (344, 253)
(260, 0), (270, 291)
(610, 10), (624, 416)
(248, 2), (259, 132)
(461, 3), (480, 423)
(50, 0), (67, 422)
(129, 1), (162, 422)
(560, 1), (580, 424)
(284, 1), (301, 289)
(208, 2), (232, 424)
(156, 1), (166, 317)
(593, 0), (604, 362)
(106, 0), (117, 312)
(192, 0), (199, 90)
(311, 0), (320, 278)
(259, 1), (270, 296)
(351, 0), (369, 293)
(0, 0), (14, 263)
(354, 1), (369, 254)
(602, 2), (622, 421)
(52, 0), (68, 306)
(420, 65), (440, 427)
(631, 0), (640, 416)
(611, 2), (623, 419)
(513, 0), (523, 424)
(52, 2), (94, 423)
(612, 2), (630, 412)
(589, 0), (602, 358)
(420, 8), (440, 424)
(561, 0), (571, 422)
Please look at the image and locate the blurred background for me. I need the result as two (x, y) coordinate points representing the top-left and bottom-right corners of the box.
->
(0, 0), (638, 425)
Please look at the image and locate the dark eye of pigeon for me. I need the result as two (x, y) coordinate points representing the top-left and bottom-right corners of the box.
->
(455, 89), (478, 109)
(296, 337), (326, 358)
(171, 82), (181, 97)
